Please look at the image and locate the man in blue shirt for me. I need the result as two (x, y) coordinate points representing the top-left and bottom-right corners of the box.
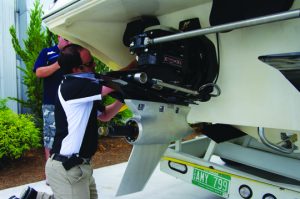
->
(33, 36), (70, 162)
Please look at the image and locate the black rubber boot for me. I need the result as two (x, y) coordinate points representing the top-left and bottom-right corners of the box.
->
(20, 187), (38, 199)
(8, 196), (19, 199)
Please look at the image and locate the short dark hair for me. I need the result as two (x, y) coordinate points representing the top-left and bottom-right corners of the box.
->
(58, 44), (83, 74)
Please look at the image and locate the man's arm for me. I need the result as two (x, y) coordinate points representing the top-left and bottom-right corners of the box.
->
(36, 62), (60, 78)
(98, 100), (123, 122)
(101, 86), (114, 96)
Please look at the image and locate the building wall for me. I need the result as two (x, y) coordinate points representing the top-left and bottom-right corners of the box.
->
(0, 0), (18, 112)
(1, 0), (56, 113)
(16, 0), (33, 113)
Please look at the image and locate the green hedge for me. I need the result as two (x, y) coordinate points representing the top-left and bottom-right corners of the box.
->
(0, 103), (41, 160)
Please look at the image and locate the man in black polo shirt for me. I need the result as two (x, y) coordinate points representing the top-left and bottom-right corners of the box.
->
(9, 44), (123, 199)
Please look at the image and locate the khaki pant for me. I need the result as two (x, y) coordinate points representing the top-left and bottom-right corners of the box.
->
(36, 156), (98, 199)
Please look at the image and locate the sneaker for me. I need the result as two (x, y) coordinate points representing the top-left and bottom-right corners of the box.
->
(8, 196), (19, 199)
(19, 187), (37, 199)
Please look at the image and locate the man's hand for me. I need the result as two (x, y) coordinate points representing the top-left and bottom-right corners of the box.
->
(36, 61), (60, 78)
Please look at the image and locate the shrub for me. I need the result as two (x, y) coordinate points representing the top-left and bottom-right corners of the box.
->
(0, 108), (41, 160)
(0, 98), (8, 110)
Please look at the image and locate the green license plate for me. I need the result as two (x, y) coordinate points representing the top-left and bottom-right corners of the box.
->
(192, 168), (231, 197)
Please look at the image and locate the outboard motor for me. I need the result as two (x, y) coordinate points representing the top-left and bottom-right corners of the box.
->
(102, 17), (220, 106)
(95, 17), (223, 143)
(96, 17), (221, 143)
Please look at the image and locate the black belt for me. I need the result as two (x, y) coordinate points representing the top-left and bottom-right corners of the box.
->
(52, 154), (91, 170)
(52, 154), (91, 163)
(52, 154), (69, 162)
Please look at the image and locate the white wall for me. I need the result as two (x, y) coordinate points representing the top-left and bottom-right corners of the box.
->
(0, 1), (18, 112)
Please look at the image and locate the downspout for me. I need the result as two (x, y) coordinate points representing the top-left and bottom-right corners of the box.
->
(14, 0), (21, 113)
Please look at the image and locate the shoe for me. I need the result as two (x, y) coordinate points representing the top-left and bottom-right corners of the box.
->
(8, 196), (19, 199)
(19, 187), (37, 199)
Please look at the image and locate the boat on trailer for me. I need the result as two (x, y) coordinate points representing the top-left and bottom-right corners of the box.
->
(44, 0), (300, 198)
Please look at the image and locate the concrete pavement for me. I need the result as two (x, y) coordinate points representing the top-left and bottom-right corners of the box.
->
(0, 162), (222, 199)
